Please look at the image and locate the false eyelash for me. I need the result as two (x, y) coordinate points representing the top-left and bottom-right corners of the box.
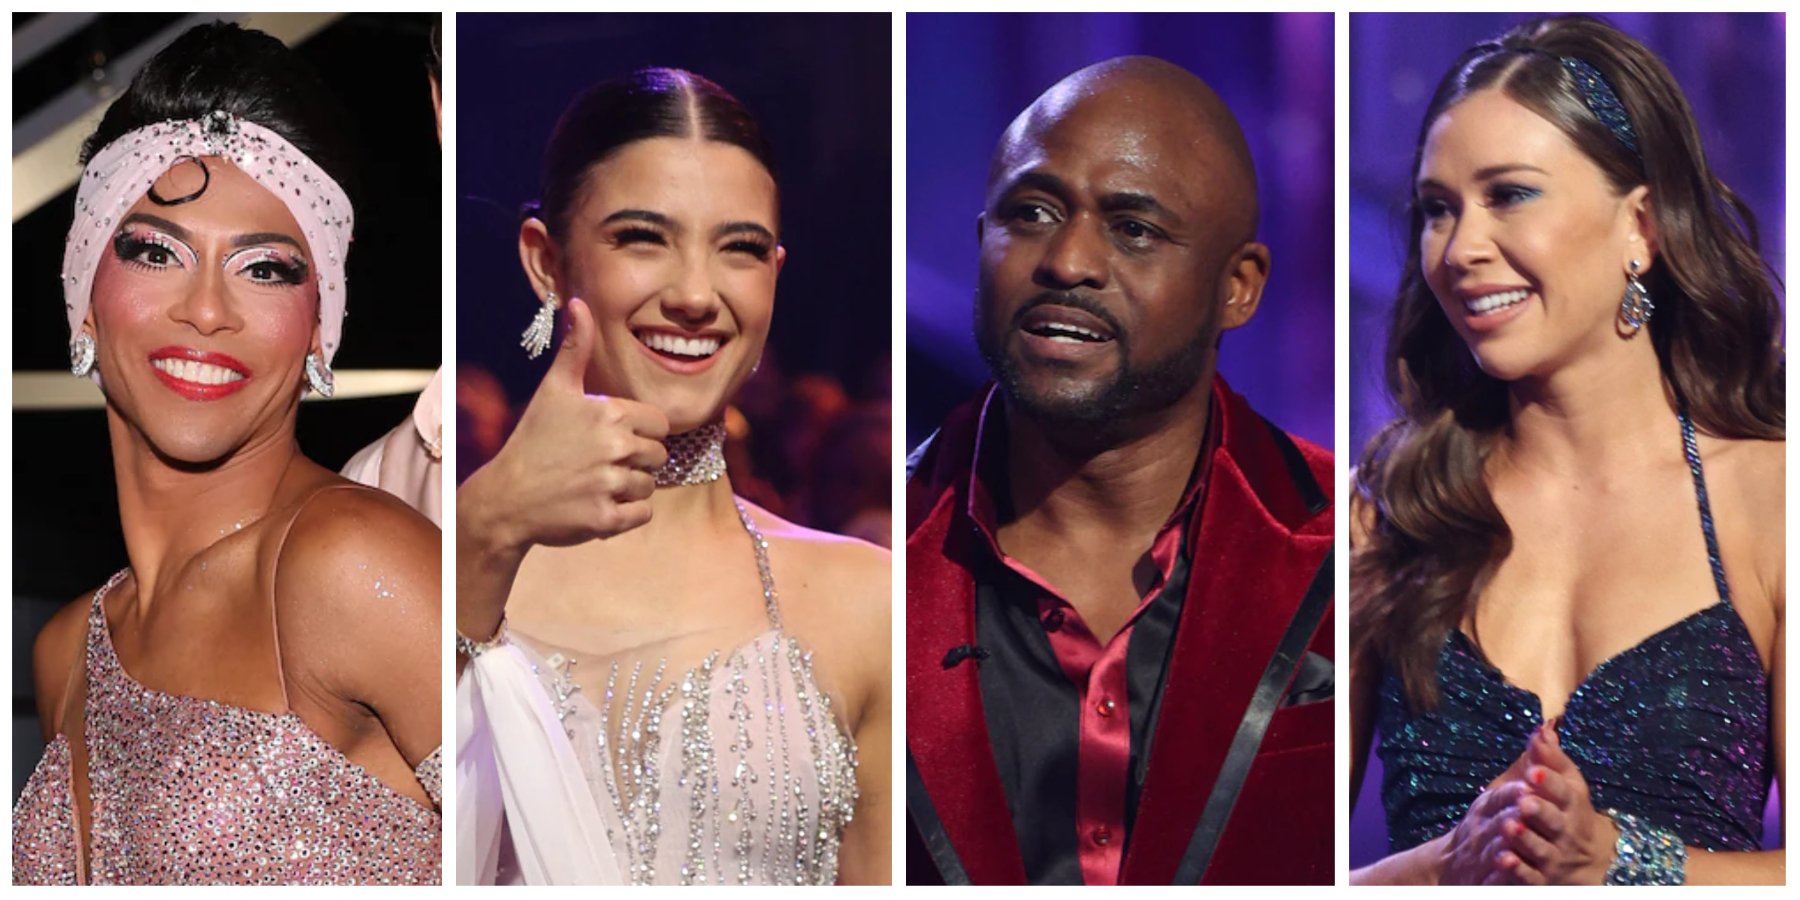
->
(112, 229), (190, 270)
(613, 227), (668, 247)
(229, 248), (310, 285)
(724, 239), (773, 261)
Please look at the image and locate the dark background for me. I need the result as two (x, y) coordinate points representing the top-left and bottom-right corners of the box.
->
(11, 12), (439, 797)
(1347, 12), (1785, 863)
(905, 12), (1335, 451)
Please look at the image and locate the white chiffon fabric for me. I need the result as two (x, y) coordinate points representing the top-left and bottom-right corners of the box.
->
(456, 626), (859, 886)
(455, 642), (623, 885)
(457, 498), (859, 886)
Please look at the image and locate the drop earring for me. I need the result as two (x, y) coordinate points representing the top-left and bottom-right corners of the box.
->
(1619, 259), (1653, 334)
(70, 331), (97, 377)
(522, 290), (558, 359)
(304, 352), (335, 397)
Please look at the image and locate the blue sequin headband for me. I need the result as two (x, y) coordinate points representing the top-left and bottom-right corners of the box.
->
(1559, 56), (1639, 157)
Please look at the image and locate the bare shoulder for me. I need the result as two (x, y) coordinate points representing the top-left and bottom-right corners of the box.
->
(743, 501), (891, 613)
(741, 501), (890, 661)
(1705, 434), (1784, 612)
(32, 588), (100, 739)
(741, 500), (891, 723)
(271, 482), (441, 648)
(1716, 433), (1784, 477)
(1707, 435), (1784, 525)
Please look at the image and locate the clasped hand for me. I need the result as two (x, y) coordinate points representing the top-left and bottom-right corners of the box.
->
(1439, 718), (1621, 885)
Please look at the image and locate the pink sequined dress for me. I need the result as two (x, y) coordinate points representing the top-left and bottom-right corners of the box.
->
(456, 500), (860, 885)
(12, 571), (442, 885)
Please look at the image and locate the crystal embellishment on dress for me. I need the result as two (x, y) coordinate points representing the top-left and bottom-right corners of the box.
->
(655, 423), (727, 487)
(415, 747), (444, 807)
(1375, 409), (1769, 854)
(519, 499), (859, 884)
(10, 571), (441, 884)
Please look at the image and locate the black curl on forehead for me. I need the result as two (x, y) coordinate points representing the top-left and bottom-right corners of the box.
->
(535, 67), (779, 240)
(80, 21), (360, 210)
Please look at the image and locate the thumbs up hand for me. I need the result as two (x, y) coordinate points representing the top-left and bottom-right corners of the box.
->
(470, 297), (672, 551)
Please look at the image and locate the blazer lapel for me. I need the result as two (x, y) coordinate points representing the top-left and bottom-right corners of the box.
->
(905, 478), (1027, 884)
(1120, 404), (1332, 884)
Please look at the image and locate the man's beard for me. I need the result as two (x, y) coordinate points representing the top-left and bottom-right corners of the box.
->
(974, 290), (1213, 427)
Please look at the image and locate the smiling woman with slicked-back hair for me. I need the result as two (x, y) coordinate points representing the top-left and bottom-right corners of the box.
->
(453, 67), (891, 886)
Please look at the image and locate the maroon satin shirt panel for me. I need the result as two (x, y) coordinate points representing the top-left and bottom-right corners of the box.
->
(962, 397), (1216, 885)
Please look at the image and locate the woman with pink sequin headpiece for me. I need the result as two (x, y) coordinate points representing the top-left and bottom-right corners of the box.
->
(12, 21), (442, 885)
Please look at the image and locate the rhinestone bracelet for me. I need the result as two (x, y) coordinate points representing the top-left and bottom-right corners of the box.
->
(456, 617), (508, 660)
(1603, 809), (1686, 885)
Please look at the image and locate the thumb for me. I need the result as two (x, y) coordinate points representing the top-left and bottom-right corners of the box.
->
(1528, 720), (1579, 774)
(545, 296), (593, 390)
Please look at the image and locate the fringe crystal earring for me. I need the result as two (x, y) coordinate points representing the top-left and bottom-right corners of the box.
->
(1620, 259), (1653, 334)
(69, 331), (97, 377)
(521, 290), (558, 359)
(304, 352), (335, 397)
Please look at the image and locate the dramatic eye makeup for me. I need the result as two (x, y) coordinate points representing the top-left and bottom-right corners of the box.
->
(722, 237), (773, 260)
(112, 225), (198, 271)
(597, 209), (776, 262)
(225, 246), (310, 286)
(611, 225), (670, 248)
(716, 223), (775, 262)
(1485, 182), (1542, 208)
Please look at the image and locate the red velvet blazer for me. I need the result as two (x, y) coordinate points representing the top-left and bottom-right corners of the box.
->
(905, 378), (1334, 885)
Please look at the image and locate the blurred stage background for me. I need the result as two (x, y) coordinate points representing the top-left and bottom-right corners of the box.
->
(906, 12), (1334, 451)
(1348, 12), (1785, 864)
(455, 13), (893, 548)
(11, 12), (440, 798)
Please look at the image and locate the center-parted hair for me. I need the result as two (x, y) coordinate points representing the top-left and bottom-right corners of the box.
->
(1352, 15), (1784, 710)
(536, 67), (777, 239)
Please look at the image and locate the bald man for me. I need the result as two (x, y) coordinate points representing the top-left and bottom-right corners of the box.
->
(905, 57), (1333, 886)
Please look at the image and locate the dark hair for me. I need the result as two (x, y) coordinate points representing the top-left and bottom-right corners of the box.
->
(536, 67), (777, 239)
(81, 21), (359, 205)
(1352, 15), (1784, 710)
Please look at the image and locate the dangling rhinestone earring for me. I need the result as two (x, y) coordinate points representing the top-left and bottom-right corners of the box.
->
(521, 290), (558, 359)
(69, 331), (97, 377)
(1619, 259), (1654, 334)
(304, 352), (335, 398)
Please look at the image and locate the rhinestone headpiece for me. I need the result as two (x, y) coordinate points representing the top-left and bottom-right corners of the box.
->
(655, 422), (727, 487)
(61, 111), (355, 383)
(1560, 56), (1640, 157)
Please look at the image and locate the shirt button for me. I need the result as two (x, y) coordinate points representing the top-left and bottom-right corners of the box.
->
(1092, 825), (1112, 846)
(1043, 608), (1065, 631)
(1096, 698), (1116, 718)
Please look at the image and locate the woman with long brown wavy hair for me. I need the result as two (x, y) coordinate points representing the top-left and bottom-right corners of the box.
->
(1349, 15), (1782, 885)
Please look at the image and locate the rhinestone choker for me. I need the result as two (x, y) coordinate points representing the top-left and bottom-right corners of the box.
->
(655, 422), (727, 486)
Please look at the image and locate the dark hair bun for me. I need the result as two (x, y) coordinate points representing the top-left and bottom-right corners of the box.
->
(81, 21), (359, 205)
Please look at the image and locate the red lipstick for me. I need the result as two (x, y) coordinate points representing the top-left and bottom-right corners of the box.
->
(147, 346), (253, 401)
